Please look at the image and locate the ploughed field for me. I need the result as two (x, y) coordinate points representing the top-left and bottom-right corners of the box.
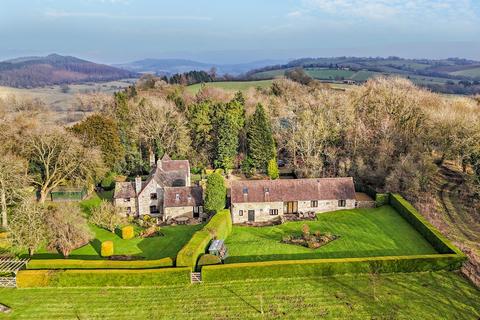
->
(224, 206), (437, 263)
(0, 272), (478, 319)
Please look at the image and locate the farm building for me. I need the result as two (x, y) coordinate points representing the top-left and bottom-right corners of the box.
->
(230, 177), (357, 223)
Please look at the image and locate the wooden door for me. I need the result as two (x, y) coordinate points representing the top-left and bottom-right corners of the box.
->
(248, 210), (255, 222)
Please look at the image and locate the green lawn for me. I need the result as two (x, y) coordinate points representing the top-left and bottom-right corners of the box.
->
(24, 193), (203, 260)
(0, 271), (478, 319)
(225, 206), (437, 263)
(186, 80), (273, 94)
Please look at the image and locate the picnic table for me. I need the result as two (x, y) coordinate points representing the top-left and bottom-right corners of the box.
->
(175, 216), (189, 225)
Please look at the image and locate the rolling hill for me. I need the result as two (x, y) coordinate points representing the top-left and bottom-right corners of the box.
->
(116, 58), (285, 76)
(0, 54), (136, 88)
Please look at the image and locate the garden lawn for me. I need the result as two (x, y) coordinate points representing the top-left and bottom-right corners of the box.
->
(0, 271), (478, 319)
(225, 206), (437, 263)
(24, 193), (203, 260)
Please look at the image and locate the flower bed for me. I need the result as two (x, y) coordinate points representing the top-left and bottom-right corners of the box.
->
(281, 224), (339, 249)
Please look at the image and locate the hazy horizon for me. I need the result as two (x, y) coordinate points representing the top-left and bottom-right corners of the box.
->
(1, 1), (480, 64)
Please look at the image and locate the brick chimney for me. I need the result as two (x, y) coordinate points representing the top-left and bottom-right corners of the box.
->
(135, 176), (142, 195)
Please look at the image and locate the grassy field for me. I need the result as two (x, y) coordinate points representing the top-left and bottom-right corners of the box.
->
(224, 206), (437, 263)
(0, 271), (478, 319)
(451, 67), (480, 78)
(186, 80), (273, 94)
(23, 193), (203, 260)
(305, 68), (356, 79)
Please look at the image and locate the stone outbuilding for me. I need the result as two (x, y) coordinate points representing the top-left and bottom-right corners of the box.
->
(230, 177), (356, 223)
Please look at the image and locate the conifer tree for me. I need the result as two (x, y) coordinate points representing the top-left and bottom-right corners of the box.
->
(247, 104), (276, 171)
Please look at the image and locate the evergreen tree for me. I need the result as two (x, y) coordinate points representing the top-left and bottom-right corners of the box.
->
(247, 104), (276, 171)
(215, 112), (239, 171)
(267, 158), (280, 180)
(204, 172), (226, 213)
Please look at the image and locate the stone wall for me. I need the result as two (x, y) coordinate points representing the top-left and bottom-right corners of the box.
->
(164, 206), (194, 220)
(137, 181), (162, 216)
(231, 201), (283, 223)
(114, 198), (137, 216)
(231, 199), (356, 223)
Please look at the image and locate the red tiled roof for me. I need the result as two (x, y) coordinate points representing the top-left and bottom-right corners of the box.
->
(164, 186), (203, 207)
(230, 178), (355, 203)
(114, 182), (136, 199)
(160, 160), (189, 173)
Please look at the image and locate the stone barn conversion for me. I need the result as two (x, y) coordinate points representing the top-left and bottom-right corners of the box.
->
(230, 177), (357, 223)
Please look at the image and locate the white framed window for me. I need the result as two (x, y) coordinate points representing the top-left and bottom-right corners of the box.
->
(338, 200), (346, 207)
(239, 210), (243, 216)
(311, 200), (318, 207)
(269, 209), (279, 215)
(124, 198), (130, 202)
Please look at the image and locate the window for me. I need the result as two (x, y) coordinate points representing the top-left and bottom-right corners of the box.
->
(311, 200), (318, 207)
(239, 210), (243, 216)
(124, 198), (130, 202)
(150, 205), (159, 214)
(269, 209), (279, 215)
(243, 187), (248, 194)
(338, 200), (346, 207)
(264, 187), (269, 193)
(126, 207), (131, 213)
(150, 193), (157, 200)
(175, 193), (180, 201)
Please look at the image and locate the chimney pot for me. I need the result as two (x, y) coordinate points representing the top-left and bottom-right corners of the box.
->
(135, 176), (142, 194)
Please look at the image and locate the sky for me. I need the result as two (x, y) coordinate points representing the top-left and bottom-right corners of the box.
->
(1, 0), (480, 64)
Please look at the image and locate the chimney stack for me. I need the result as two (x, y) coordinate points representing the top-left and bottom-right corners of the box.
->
(135, 176), (142, 194)
(149, 151), (155, 168)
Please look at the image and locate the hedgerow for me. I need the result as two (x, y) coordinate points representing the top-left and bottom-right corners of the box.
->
(17, 267), (190, 287)
(202, 254), (464, 283)
(389, 194), (463, 255)
(176, 209), (232, 270)
(26, 257), (174, 270)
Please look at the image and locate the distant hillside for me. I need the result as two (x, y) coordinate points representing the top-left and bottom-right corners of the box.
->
(246, 57), (480, 95)
(0, 54), (136, 88)
(116, 58), (285, 76)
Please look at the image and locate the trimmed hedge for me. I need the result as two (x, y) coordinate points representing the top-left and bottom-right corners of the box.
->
(27, 257), (174, 270)
(17, 267), (190, 288)
(389, 194), (463, 255)
(197, 254), (222, 268)
(176, 209), (232, 270)
(101, 241), (114, 257)
(121, 226), (135, 240)
(375, 193), (389, 207)
(203, 254), (464, 283)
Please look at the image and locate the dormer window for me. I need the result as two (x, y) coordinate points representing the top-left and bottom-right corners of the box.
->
(243, 187), (248, 194)
(175, 193), (180, 201)
(264, 187), (269, 193)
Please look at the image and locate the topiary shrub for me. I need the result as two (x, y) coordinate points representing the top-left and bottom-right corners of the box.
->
(121, 226), (134, 240)
(197, 254), (222, 268)
(101, 241), (114, 257)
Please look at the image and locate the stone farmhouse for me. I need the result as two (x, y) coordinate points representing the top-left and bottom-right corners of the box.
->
(114, 155), (203, 220)
(230, 177), (356, 224)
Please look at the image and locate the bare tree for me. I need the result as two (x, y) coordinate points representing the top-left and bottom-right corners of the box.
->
(24, 128), (106, 203)
(89, 200), (125, 233)
(9, 198), (47, 256)
(0, 153), (30, 227)
(45, 204), (93, 258)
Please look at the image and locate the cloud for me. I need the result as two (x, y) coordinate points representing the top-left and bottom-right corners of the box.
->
(302, 0), (479, 22)
(44, 10), (212, 21)
(287, 10), (303, 18)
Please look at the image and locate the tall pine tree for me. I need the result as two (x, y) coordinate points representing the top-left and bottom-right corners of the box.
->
(215, 112), (239, 171)
(247, 104), (275, 171)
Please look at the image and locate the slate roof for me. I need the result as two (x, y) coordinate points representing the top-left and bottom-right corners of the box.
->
(230, 177), (356, 204)
(164, 186), (203, 207)
(113, 182), (136, 199)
